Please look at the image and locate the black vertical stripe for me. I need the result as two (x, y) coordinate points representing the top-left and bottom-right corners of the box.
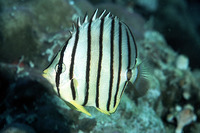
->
(118, 29), (131, 101)
(55, 63), (62, 97)
(83, 20), (92, 106)
(123, 23), (137, 66)
(70, 79), (76, 100)
(44, 52), (59, 71)
(55, 37), (71, 97)
(96, 18), (105, 108)
(69, 27), (80, 100)
(127, 27), (137, 65)
(107, 19), (115, 111)
(126, 29), (131, 69)
(118, 30), (131, 100)
(114, 22), (122, 107)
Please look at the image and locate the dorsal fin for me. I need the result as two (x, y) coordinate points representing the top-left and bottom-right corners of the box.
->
(99, 10), (106, 19)
(105, 12), (111, 18)
(77, 17), (81, 27)
(83, 13), (88, 23)
(68, 30), (72, 36)
(91, 9), (98, 21)
(114, 16), (119, 21)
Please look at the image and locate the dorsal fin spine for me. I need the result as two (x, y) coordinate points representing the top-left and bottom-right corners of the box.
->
(77, 17), (81, 27)
(83, 12), (88, 23)
(105, 12), (111, 18)
(91, 9), (98, 21)
(99, 10), (106, 19)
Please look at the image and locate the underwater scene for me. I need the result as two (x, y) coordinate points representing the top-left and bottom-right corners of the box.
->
(0, 0), (200, 133)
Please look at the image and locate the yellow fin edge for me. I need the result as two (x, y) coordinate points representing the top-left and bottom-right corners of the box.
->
(96, 98), (121, 115)
(109, 98), (121, 114)
(70, 100), (92, 116)
(42, 69), (48, 78)
(96, 108), (110, 115)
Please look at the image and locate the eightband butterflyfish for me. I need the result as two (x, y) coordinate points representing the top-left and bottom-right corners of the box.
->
(43, 9), (149, 116)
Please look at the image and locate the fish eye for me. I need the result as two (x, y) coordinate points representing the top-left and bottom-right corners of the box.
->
(55, 63), (66, 73)
(126, 69), (132, 81)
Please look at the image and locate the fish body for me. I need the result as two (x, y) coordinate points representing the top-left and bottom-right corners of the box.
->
(43, 10), (140, 116)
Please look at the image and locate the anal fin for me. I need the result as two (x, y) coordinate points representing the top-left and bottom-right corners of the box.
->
(68, 100), (91, 116)
(109, 98), (121, 114)
(96, 108), (110, 115)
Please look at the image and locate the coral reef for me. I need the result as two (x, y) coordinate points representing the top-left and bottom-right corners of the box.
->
(0, 0), (199, 133)
(0, 0), (77, 68)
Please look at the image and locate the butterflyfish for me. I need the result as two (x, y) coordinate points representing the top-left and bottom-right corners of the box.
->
(43, 9), (147, 116)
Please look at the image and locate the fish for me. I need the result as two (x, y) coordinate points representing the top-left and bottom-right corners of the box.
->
(43, 9), (147, 116)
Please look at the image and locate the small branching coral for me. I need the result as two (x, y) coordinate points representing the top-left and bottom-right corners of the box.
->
(167, 104), (196, 133)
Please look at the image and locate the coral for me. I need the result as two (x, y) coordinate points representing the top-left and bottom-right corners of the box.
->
(0, 63), (76, 132)
(0, 0), (77, 68)
(175, 105), (196, 133)
(82, 94), (165, 133)
(176, 55), (189, 70)
(167, 104), (197, 133)
(137, 30), (199, 132)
